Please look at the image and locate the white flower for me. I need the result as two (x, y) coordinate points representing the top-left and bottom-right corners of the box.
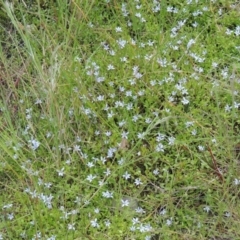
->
(203, 206), (210, 213)
(86, 174), (96, 182)
(135, 12), (141, 18)
(212, 62), (218, 68)
(120, 56), (127, 62)
(166, 218), (173, 226)
(155, 143), (164, 152)
(96, 76), (105, 83)
(102, 191), (113, 199)
(66, 159), (71, 165)
(100, 156), (107, 164)
(39, 193), (54, 209)
(47, 236), (56, 240)
(121, 131), (129, 138)
(90, 218), (99, 228)
(168, 96), (174, 102)
(109, 49), (115, 55)
(116, 38), (127, 48)
(138, 223), (153, 232)
(234, 178), (240, 185)
(105, 131), (112, 137)
(46, 132), (52, 138)
(125, 90), (132, 97)
(104, 168), (111, 176)
(73, 145), (81, 152)
(37, 178), (43, 186)
(135, 207), (146, 214)
(123, 171), (131, 180)
(126, 103), (133, 110)
(212, 138), (217, 144)
(150, 80), (156, 86)
(225, 104), (232, 112)
(87, 162), (94, 168)
(96, 95), (104, 101)
(147, 40), (154, 46)
(156, 133), (165, 142)
(138, 90), (145, 95)
(57, 168), (65, 177)
(115, 26), (122, 32)
(121, 198), (130, 207)
(35, 98), (42, 104)
(94, 208), (100, 214)
(187, 39), (195, 49)
(107, 64), (115, 70)
(181, 97), (189, 105)
(107, 147), (116, 158)
(224, 211), (231, 217)
(132, 115), (139, 122)
(74, 197), (81, 205)
(168, 136), (175, 145)
(191, 129), (197, 136)
(107, 110), (115, 119)
(68, 223), (75, 230)
(104, 219), (111, 227)
(137, 132), (145, 139)
(132, 217), (139, 225)
(88, 22), (94, 28)
(117, 158), (125, 165)
(2, 203), (13, 209)
(153, 169), (159, 175)
(129, 78), (136, 85)
(134, 178), (143, 186)
(28, 138), (40, 151)
(145, 118), (152, 124)
(7, 213), (14, 220)
(95, 130), (100, 135)
(185, 121), (194, 128)
(98, 180), (104, 186)
(44, 182), (52, 189)
(198, 145), (205, 151)
(234, 101), (240, 109)
(130, 225), (136, 231)
(235, 26), (240, 36)
(159, 208), (167, 215)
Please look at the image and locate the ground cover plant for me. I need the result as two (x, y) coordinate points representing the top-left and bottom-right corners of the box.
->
(0, 0), (240, 239)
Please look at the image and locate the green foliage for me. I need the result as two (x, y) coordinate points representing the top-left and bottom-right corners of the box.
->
(0, 0), (240, 239)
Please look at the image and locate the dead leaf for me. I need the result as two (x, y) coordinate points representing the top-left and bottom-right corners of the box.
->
(119, 138), (129, 150)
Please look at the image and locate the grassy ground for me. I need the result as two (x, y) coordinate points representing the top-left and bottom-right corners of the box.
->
(0, 0), (240, 239)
